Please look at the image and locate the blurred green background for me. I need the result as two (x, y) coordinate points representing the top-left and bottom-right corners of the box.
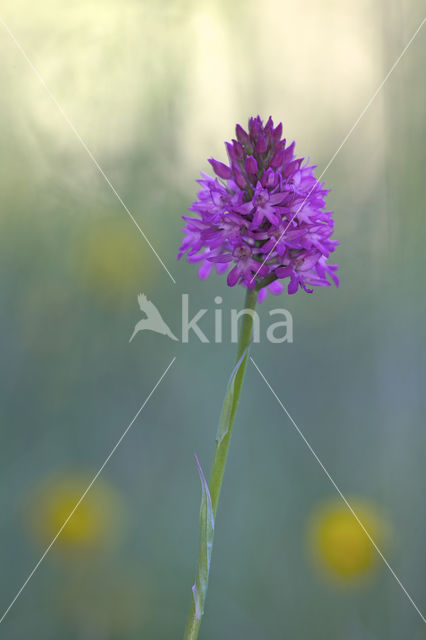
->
(1, 1), (425, 638)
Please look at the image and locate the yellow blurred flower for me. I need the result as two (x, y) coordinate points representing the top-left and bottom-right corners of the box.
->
(77, 217), (154, 301)
(30, 473), (123, 551)
(308, 498), (389, 583)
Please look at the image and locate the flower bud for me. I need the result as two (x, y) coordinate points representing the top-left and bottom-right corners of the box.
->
(235, 124), (250, 145)
(255, 135), (267, 153)
(245, 155), (258, 174)
(208, 158), (232, 179)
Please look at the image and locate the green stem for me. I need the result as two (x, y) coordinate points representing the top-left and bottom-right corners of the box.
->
(183, 288), (258, 640)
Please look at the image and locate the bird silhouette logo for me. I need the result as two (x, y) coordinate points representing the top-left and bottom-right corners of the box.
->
(129, 293), (179, 343)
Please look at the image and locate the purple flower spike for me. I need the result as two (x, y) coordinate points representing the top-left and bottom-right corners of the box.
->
(178, 116), (339, 299)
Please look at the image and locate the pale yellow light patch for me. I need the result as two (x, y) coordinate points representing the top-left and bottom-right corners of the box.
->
(77, 218), (150, 301)
(30, 473), (122, 550)
(308, 498), (389, 583)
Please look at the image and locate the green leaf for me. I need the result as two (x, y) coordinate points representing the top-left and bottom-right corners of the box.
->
(216, 345), (251, 447)
(192, 454), (215, 621)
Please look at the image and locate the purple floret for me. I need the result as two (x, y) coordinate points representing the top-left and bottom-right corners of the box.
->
(178, 116), (339, 299)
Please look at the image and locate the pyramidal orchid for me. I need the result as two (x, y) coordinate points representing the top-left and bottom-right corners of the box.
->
(180, 116), (339, 640)
(179, 115), (338, 302)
